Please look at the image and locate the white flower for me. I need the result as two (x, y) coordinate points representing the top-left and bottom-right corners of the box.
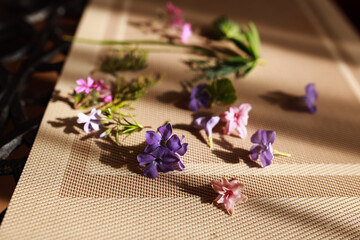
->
(77, 108), (102, 133)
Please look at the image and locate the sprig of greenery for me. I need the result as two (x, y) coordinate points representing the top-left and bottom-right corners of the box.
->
(189, 18), (262, 81)
(100, 73), (163, 113)
(73, 90), (99, 109)
(100, 48), (148, 73)
(101, 108), (148, 144)
(206, 78), (237, 106)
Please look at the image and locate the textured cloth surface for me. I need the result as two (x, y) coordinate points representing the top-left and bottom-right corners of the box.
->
(1, 0), (360, 239)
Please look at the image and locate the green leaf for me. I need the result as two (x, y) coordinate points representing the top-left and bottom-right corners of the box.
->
(228, 37), (253, 57)
(206, 78), (237, 105)
(213, 16), (243, 40)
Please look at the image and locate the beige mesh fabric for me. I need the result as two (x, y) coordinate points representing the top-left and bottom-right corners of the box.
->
(1, 0), (360, 239)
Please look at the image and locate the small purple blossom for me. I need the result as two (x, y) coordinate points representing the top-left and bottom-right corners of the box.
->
(189, 83), (210, 112)
(193, 116), (220, 149)
(301, 83), (318, 114)
(77, 108), (103, 133)
(75, 77), (95, 94)
(138, 123), (188, 178)
(249, 130), (275, 167)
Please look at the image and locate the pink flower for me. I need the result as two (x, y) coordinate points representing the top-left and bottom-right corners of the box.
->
(211, 178), (247, 216)
(103, 94), (113, 103)
(220, 103), (252, 139)
(181, 23), (192, 43)
(93, 79), (110, 92)
(166, 2), (183, 28)
(75, 77), (95, 94)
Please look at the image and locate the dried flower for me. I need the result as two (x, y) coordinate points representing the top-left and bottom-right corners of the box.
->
(211, 178), (247, 216)
(77, 108), (103, 133)
(138, 123), (188, 178)
(220, 103), (252, 138)
(193, 116), (220, 149)
(189, 83), (210, 112)
(249, 130), (290, 167)
(166, 2), (183, 28)
(75, 77), (95, 94)
(301, 83), (318, 114)
(181, 22), (192, 43)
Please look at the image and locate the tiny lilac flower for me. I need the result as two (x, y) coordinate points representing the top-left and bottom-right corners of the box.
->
(193, 116), (220, 149)
(189, 83), (210, 112)
(220, 103), (252, 139)
(77, 108), (103, 133)
(103, 94), (113, 103)
(166, 2), (183, 28)
(75, 77), (95, 94)
(211, 178), (247, 216)
(137, 146), (180, 179)
(301, 83), (318, 114)
(181, 23), (192, 43)
(138, 123), (188, 178)
(249, 130), (275, 167)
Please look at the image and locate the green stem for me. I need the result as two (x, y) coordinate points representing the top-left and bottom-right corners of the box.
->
(63, 35), (217, 57)
(273, 149), (291, 157)
(208, 136), (213, 149)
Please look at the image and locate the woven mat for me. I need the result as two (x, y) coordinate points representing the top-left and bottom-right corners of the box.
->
(1, 0), (359, 239)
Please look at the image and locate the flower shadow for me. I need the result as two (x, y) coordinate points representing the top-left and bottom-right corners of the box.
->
(212, 136), (262, 168)
(93, 138), (146, 175)
(47, 116), (81, 135)
(172, 123), (205, 144)
(178, 181), (217, 204)
(260, 91), (307, 112)
(50, 90), (73, 108)
(156, 90), (189, 110)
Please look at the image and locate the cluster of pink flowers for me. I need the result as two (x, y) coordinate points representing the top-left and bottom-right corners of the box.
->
(75, 77), (113, 103)
(166, 2), (192, 43)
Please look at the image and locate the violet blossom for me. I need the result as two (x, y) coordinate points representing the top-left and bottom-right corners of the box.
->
(220, 103), (252, 139)
(166, 2), (183, 28)
(75, 77), (95, 94)
(181, 23), (192, 43)
(211, 178), (247, 216)
(301, 83), (318, 114)
(77, 108), (103, 133)
(138, 123), (188, 178)
(193, 116), (220, 149)
(249, 130), (290, 167)
(189, 83), (210, 112)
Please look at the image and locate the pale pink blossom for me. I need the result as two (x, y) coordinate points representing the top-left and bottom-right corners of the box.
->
(211, 178), (247, 216)
(181, 23), (192, 43)
(75, 77), (95, 94)
(220, 103), (252, 139)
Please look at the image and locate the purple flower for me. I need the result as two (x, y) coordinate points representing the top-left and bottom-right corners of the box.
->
(138, 123), (188, 178)
(77, 108), (103, 133)
(137, 146), (180, 179)
(193, 116), (220, 149)
(189, 83), (210, 112)
(249, 130), (275, 167)
(75, 77), (95, 94)
(301, 83), (318, 114)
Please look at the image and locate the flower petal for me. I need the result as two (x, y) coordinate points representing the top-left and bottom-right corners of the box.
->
(166, 134), (182, 151)
(90, 121), (99, 131)
(188, 98), (199, 111)
(162, 154), (179, 163)
(158, 163), (175, 173)
(158, 123), (172, 141)
(238, 103), (252, 125)
(137, 154), (156, 166)
(86, 77), (94, 87)
(193, 117), (207, 130)
(260, 147), (274, 167)
(145, 131), (161, 145)
(143, 162), (158, 178)
(250, 130), (263, 144)
(236, 124), (247, 139)
(211, 179), (224, 193)
(76, 79), (86, 86)
(77, 113), (89, 123)
(262, 130), (276, 145)
(83, 122), (90, 133)
(205, 116), (220, 137)
(177, 143), (188, 156)
(74, 86), (85, 93)
(176, 158), (185, 170)
(250, 145), (263, 160)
